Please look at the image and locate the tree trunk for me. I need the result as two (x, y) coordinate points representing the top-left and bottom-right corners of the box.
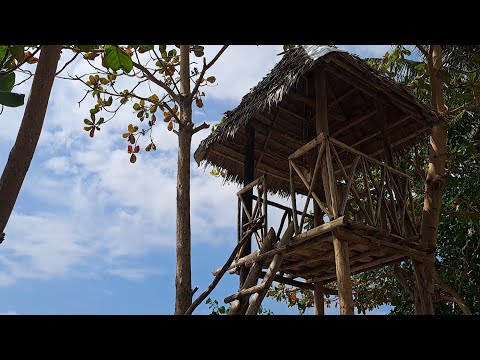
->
(175, 45), (193, 315)
(416, 45), (448, 315)
(175, 119), (193, 315)
(0, 45), (61, 236)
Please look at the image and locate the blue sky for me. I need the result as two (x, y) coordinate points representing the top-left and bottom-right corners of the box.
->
(0, 45), (394, 315)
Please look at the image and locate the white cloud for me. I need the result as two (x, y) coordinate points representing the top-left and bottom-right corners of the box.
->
(0, 44), (395, 292)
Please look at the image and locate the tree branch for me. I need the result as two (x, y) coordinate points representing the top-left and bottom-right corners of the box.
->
(415, 45), (429, 58)
(434, 272), (472, 315)
(162, 101), (183, 125)
(392, 265), (415, 300)
(189, 45), (229, 101)
(192, 122), (210, 135)
(56, 52), (79, 76)
(1, 46), (42, 75)
(184, 222), (261, 315)
(132, 61), (179, 102)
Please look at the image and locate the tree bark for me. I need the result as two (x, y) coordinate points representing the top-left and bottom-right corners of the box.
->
(416, 44), (448, 315)
(175, 45), (193, 315)
(0, 45), (61, 236)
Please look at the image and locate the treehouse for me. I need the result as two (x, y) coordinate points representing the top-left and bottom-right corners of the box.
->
(193, 46), (439, 315)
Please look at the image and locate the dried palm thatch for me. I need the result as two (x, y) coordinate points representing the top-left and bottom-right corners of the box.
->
(194, 45), (438, 196)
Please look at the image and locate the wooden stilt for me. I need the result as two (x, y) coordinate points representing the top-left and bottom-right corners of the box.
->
(240, 125), (255, 287)
(314, 282), (325, 315)
(315, 67), (354, 315)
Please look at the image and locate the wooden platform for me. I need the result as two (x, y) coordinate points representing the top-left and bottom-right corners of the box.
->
(216, 217), (431, 285)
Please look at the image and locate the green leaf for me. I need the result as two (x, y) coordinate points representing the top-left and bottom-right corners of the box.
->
(133, 103), (141, 111)
(206, 76), (216, 83)
(97, 117), (105, 125)
(0, 72), (15, 92)
(128, 124), (134, 133)
(145, 143), (152, 152)
(84, 119), (93, 125)
(76, 45), (97, 52)
(122, 132), (130, 138)
(0, 45), (7, 63)
(10, 46), (25, 63)
(0, 91), (24, 107)
(103, 45), (133, 73)
(84, 126), (93, 131)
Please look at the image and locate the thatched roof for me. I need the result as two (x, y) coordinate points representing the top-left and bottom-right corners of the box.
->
(194, 45), (439, 195)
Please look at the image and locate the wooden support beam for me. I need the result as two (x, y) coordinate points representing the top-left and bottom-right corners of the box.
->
(237, 176), (264, 196)
(315, 68), (354, 315)
(288, 89), (315, 107)
(314, 282), (325, 315)
(331, 109), (377, 137)
(240, 124), (255, 287)
(288, 133), (325, 160)
(224, 283), (265, 303)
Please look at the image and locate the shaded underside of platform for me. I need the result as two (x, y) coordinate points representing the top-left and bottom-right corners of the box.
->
(255, 219), (428, 284)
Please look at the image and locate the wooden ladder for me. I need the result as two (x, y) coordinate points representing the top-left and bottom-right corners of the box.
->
(227, 222), (295, 315)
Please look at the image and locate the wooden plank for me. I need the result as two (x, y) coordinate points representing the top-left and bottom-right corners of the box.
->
(212, 218), (346, 277)
(331, 109), (377, 137)
(313, 253), (405, 283)
(330, 137), (411, 179)
(288, 133), (325, 160)
(336, 228), (430, 262)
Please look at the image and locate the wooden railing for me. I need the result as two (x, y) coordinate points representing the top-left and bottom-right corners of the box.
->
(237, 176), (268, 252)
(288, 134), (418, 238)
(237, 175), (315, 250)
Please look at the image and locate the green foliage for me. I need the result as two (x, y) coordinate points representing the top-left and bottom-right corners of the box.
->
(0, 45), (35, 108)
(205, 297), (273, 315)
(103, 45), (133, 73)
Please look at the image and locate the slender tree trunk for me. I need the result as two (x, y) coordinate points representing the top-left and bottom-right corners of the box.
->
(175, 45), (193, 315)
(416, 45), (448, 315)
(175, 121), (193, 314)
(0, 45), (61, 236)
